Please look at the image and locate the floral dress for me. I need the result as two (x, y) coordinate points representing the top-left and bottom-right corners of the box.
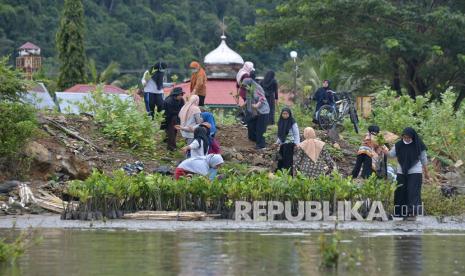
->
(293, 146), (336, 177)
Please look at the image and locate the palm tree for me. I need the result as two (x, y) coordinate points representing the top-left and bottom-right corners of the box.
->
(87, 59), (121, 85)
(277, 50), (364, 103)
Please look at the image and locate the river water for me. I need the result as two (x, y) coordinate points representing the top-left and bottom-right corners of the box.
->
(1, 229), (464, 275)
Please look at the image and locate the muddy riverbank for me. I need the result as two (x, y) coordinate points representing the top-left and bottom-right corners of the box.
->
(2, 215), (465, 231)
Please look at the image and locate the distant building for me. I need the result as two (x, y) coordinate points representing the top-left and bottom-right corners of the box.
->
(64, 84), (127, 94)
(16, 42), (42, 80)
(56, 84), (130, 114)
(22, 82), (58, 110)
(165, 34), (245, 108)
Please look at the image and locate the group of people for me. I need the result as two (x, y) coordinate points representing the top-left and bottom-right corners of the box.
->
(274, 104), (428, 220)
(142, 60), (428, 221)
(236, 62), (279, 149)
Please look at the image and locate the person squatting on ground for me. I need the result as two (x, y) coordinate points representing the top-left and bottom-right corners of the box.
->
(141, 61), (166, 118)
(383, 127), (429, 220)
(275, 107), (300, 172)
(189, 61), (207, 106)
(260, 70), (279, 125)
(176, 95), (203, 146)
(293, 127), (336, 177)
(161, 87), (185, 151)
(175, 154), (224, 181)
(351, 125), (385, 179)
(182, 126), (209, 158)
(243, 78), (270, 150)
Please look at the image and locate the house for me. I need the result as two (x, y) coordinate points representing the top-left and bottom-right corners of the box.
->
(16, 42), (42, 80)
(56, 84), (130, 114)
(22, 82), (57, 110)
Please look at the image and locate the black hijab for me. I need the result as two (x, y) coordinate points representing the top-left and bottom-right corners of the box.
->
(277, 107), (296, 143)
(395, 127), (427, 174)
(150, 61), (167, 90)
(260, 71), (276, 90)
(194, 126), (209, 155)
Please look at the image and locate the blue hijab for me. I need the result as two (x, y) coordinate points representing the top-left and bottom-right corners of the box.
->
(201, 112), (216, 136)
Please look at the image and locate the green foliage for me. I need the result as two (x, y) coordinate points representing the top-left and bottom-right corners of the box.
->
(277, 50), (364, 102)
(319, 232), (340, 268)
(56, 0), (87, 90)
(0, 1), (287, 88)
(66, 169), (400, 218)
(78, 86), (158, 152)
(371, 88), (465, 162)
(0, 56), (27, 101)
(371, 88), (427, 134)
(0, 102), (37, 158)
(87, 59), (120, 85)
(0, 229), (41, 264)
(251, 0), (465, 105)
(422, 185), (465, 216)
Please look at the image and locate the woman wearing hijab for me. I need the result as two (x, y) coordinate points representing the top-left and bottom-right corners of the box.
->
(260, 71), (279, 125)
(162, 87), (185, 151)
(275, 108), (300, 172)
(190, 61), (207, 106)
(293, 127), (336, 177)
(383, 127), (428, 220)
(176, 95), (203, 144)
(243, 78), (270, 149)
(236, 61), (255, 101)
(141, 61), (167, 118)
(200, 112), (221, 154)
(182, 126), (209, 158)
(175, 154), (224, 181)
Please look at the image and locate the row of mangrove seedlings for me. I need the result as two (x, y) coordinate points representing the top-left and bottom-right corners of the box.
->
(62, 169), (398, 220)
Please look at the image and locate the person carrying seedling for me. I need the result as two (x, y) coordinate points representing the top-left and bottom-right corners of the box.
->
(351, 125), (386, 179)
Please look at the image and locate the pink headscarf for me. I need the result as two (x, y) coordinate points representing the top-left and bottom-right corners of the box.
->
(298, 127), (325, 162)
(179, 95), (201, 125)
(236, 61), (255, 84)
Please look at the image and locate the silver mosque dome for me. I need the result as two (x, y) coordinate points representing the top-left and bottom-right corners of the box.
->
(204, 35), (244, 65)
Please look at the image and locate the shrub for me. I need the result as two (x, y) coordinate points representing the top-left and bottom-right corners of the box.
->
(371, 88), (465, 162)
(78, 86), (160, 151)
(422, 185), (465, 216)
(371, 88), (427, 134)
(0, 56), (28, 101)
(0, 102), (37, 158)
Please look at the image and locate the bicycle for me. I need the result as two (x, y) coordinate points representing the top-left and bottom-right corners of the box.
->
(316, 91), (359, 133)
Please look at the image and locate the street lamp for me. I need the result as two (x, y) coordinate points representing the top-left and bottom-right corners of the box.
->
(290, 51), (298, 101)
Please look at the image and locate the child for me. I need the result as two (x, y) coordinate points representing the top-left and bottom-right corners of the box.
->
(351, 125), (382, 179)
(182, 126), (209, 158)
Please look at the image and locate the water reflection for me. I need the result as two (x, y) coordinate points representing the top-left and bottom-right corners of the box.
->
(394, 234), (423, 276)
(1, 230), (464, 276)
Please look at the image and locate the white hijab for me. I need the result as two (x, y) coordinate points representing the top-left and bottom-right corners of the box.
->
(178, 154), (224, 175)
(236, 61), (255, 84)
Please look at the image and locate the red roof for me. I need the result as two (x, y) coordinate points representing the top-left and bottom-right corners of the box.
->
(65, 84), (127, 94)
(164, 79), (243, 106)
(19, 42), (40, 50)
